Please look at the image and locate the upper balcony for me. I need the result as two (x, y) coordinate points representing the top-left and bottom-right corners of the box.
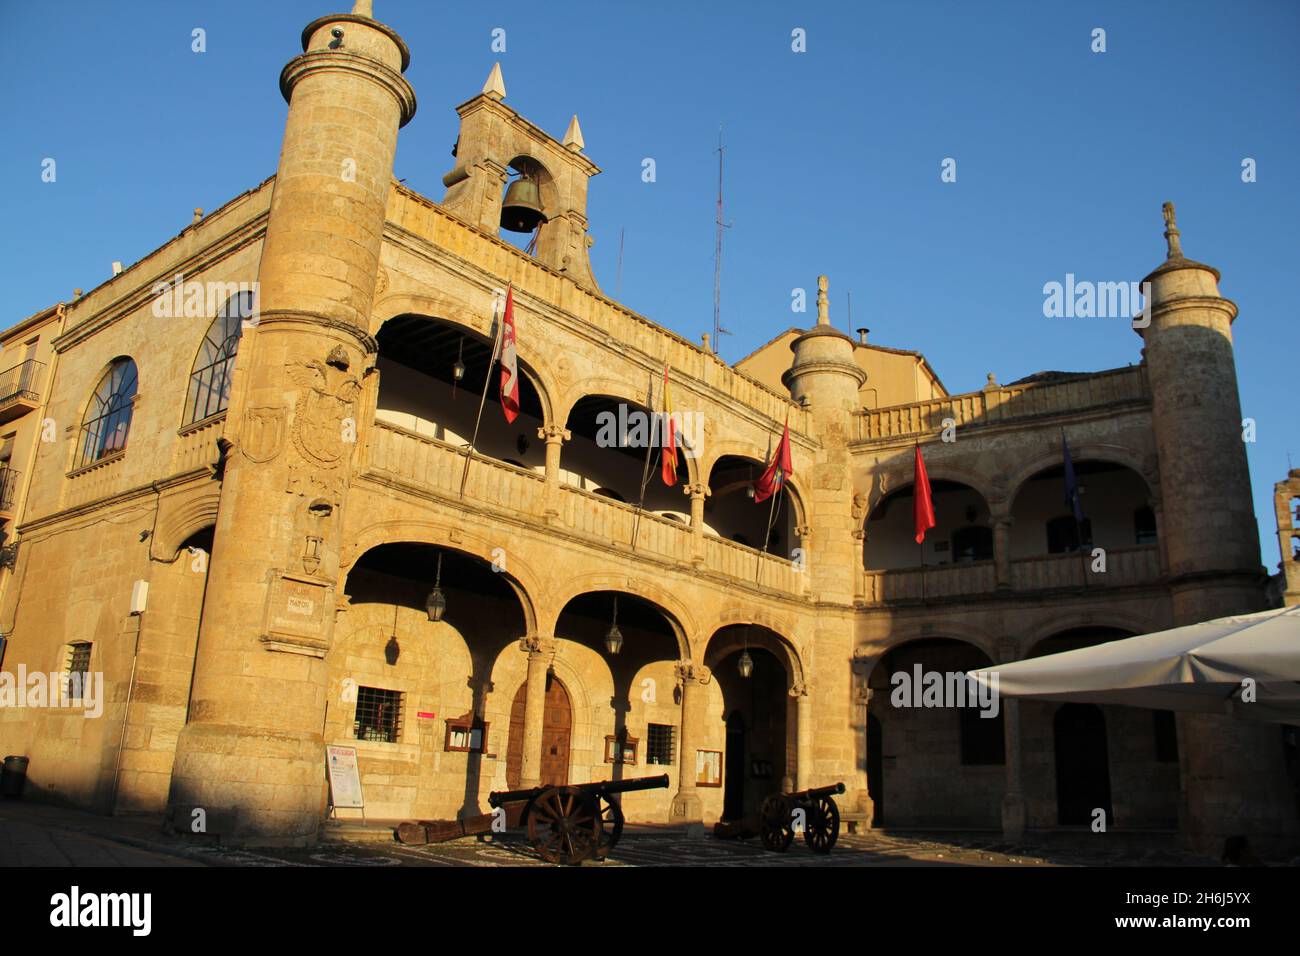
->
(0, 360), (45, 425)
(854, 365), (1149, 444)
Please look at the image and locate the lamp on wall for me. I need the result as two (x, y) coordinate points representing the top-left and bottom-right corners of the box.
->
(425, 552), (447, 622)
(604, 595), (623, 655)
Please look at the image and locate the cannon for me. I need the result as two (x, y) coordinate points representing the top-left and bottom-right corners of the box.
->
(488, 773), (670, 865)
(757, 782), (845, 854)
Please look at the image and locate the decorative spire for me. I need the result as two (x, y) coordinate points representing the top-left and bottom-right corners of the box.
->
(1162, 201), (1183, 259)
(562, 114), (585, 152)
(483, 62), (506, 100)
(351, 0), (373, 17)
(816, 275), (830, 326)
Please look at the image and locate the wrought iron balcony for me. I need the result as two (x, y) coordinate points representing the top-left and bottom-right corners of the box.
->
(0, 360), (44, 425)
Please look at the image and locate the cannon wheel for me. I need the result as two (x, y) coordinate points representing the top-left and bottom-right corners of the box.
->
(803, 794), (840, 854)
(759, 793), (794, 853)
(594, 794), (625, 860)
(526, 786), (601, 865)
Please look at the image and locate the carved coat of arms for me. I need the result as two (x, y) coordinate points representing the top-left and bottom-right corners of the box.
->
(286, 359), (362, 468)
(241, 406), (286, 463)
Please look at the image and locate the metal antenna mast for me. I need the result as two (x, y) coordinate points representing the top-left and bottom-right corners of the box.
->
(713, 125), (731, 352)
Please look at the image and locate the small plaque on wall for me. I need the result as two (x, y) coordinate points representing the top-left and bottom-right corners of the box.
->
(261, 572), (334, 656)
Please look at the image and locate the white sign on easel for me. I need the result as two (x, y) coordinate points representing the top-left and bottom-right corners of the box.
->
(326, 745), (365, 819)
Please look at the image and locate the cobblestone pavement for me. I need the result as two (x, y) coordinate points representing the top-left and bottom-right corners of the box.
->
(182, 828), (1204, 868)
(0, 799), (1207, 868)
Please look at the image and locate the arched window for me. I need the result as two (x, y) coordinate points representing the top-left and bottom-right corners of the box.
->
(183, 294), (247, 425)
(75, 358), (137, 469)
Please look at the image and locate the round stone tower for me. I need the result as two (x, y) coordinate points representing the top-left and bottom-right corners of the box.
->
(782, 277), (868, 814)
(1140, 203), (1296, 854)
(167, 2), (416, 845)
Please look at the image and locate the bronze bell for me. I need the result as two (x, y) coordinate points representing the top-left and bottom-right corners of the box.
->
(500, 175), (546, 233)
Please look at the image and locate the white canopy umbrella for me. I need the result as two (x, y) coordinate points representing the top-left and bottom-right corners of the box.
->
(968, 606), (1300, 723)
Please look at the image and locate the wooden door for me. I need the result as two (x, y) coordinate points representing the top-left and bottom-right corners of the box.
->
(506, 673), (572, 789)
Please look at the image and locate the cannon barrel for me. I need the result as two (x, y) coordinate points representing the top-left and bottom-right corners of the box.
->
(790, 781), (846, 801)
(575, 773), (670, 796)
(488, 773), (669, 809)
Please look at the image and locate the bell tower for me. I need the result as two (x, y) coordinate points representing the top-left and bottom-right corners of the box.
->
(440, 65), (602, 291)
(167, 1), (415, 845)
(1140, 203), (1297, 854)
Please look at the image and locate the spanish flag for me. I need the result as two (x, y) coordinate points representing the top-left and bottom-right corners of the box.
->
(660, 365), (678, 486)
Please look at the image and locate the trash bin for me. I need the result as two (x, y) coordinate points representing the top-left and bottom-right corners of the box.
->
(1, 755), (29, 799)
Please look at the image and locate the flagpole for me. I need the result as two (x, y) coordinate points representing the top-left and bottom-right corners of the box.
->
(755, 479), (783, 585)
(459, 294), (504, 499)
(631, 368), (658, 550)
(1063, 428), (1089, 589)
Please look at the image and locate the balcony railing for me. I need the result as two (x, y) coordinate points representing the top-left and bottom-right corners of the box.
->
(366, 420), (803, 594)
(855, 366), (1149, 443)
(0, 360), (44, 423)
(860, 544), (1161, 604)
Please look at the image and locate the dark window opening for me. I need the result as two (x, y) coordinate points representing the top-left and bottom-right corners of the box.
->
(1133, 506), (1157, 546)
(959, 704), (1005, 765)
(951, 525), (993, 562)
(1153, 709), (1179, 763)
(646, 723), (676, 766)
(66, 642), (92, 698)
(1046, 515), (1093, 554)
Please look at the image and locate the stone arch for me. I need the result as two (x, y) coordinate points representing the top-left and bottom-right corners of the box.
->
(543, 572), (695, 660)
(371, 305), (558, 426)
(701, 439), (810, 528)
(1021, 611), (1156, 659)
(857, 626), (1002, 677)
(341, 520), (541, 637)
(151, 487), (222, 561)
(1006, 443), (1157, 513)
(701, 608), (806, 687)
(557, 383), (702, 489)
(862, 458), (995, 518)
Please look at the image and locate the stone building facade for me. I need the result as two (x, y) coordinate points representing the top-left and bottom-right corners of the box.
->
(0, 2), (1294, 854)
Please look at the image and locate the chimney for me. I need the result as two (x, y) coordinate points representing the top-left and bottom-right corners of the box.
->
(856, 327), (870, 345)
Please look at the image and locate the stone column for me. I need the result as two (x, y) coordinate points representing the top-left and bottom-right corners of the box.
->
(684, 482), (708, 564)
(793, 680), (813, 790)
(669, 661), (709, 824)
(537, 424), (568, 521)
(993, 516), (1013, 590)
(996, 639), (1026, 840)
(518, 634), (552, 788)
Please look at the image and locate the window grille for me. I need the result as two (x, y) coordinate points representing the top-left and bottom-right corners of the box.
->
(646, 723), (676, 766)
(66, 643), (92, 698)
(353, 686), (402, 743)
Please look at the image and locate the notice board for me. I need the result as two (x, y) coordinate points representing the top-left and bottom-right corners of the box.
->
(326, 744), (364, 810)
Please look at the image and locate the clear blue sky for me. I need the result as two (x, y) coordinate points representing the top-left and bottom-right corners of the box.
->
(2, 0), (1296, 565)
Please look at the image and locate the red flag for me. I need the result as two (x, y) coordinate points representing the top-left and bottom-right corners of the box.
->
(754, 421), (792, 504)
(660, 365), (678, 487)
(499, 286), (519, 423)
(913, 444), (935, 544)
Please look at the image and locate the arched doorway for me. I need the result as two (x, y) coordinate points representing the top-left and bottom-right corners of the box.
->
(723, 711), (747, 821)
(506, 673), (572, 788)
(1054, 703), (1112, 826)
(866, 712), (883, 826)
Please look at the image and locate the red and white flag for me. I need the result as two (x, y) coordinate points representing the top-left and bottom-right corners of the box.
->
(754, 420), (792, 504)
(499, 286), (519, 423)
(661, 365), (678, 487)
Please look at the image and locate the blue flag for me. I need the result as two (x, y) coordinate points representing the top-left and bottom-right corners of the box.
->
(1062, 431), (1085, 524)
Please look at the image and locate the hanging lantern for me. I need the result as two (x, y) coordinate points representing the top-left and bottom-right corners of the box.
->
(604, 595), (623, 655)
(738, 649), (754, 679)
(425, 552), (447, 622)
(452, 337), (466, 382)
(384, 635), (400, 666)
